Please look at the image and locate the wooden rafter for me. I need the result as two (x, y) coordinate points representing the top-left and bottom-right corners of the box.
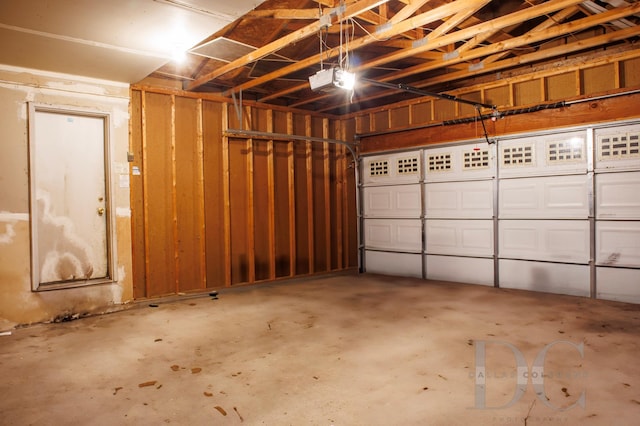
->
(229, 0), (491, 97)
(186, 0), (391, 90)
(317, 5), (640, 112)
(275, 0), (584, 107)
(161, 0), (640, 116)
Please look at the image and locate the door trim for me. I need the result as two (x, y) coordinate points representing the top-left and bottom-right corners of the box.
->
(28, 103), (116, 291)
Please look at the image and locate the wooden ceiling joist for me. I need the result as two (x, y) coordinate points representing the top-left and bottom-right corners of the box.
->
(156, 0), (640, 115)
(250, 0), (492, 100)
(282, 0), (588, 108)
(185, 0), (391, 90)
(317, 9), (640, 112)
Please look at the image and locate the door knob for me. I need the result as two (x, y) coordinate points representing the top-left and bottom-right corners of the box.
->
(97, 207), (105, 216)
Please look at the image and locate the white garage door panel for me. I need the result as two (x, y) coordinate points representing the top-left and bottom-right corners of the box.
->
(498, 131), (587, 178)
(365, 250), (422, 278)
(596, 171), (640, 219)
(363, 184), (421, 218)
(424, 142), (495, 182)
(364, 219), (422, 251)
(595, 124), (640, 171)
(425, 220), (493, 256)
(596, 267), (640, 304)
(424, 180), (493, 218)
(499, 259), (590, 297)
(362, 151), (421, 185)
(596, 221), (640, 267)
(499, 220), (590, 263)
(499, 175), (590, 219)
(425, 255), (494, 286)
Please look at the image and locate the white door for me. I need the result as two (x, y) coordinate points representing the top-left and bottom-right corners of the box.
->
(30, 107), (110, 288)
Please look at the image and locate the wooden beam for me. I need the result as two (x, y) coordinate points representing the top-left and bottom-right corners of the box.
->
(356, 0), (584, 77)
(259, 0), (490, 103)
(388, 0), (433, 24)
(318, 3), (640, 112)
(186, 0), (390, 90)
(246, 9), (321, 20)
(295, 0), (585, 109)
(230, 0), (486, 97)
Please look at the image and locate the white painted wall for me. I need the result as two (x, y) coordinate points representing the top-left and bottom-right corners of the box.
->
(0, 65), (133, 327)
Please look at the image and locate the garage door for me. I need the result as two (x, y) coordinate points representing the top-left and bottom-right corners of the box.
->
(362, 151), (422, 278)
(497, 130), (591, 297)
(360, 120), (640, 303)
(423, 142), (495, 286)
(594, 124), (640, 303)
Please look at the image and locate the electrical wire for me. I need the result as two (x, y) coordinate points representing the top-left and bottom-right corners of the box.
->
(349, 16), (391, 42)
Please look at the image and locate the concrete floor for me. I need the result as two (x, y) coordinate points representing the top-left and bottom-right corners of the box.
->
(1, 273), (639, 425)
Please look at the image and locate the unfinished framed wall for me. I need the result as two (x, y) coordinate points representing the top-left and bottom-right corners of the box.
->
(130, 89), (357, 299)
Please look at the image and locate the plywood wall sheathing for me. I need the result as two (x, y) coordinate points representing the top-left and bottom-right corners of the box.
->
(266, 111), (276, 281)
(294, 141), (310, 275)
(246, 136), (256, 284)
(545, 72), (577, 101)
(513, 80), (541, 107)
(229, 138), (250, 285)
(391, 106), (410, 129)
(170, 95), (179, 294)
(305, 116), (315, 274)
(323, 118), (332, 272)
(581, 64), (617, 95)
(287, 112), (296, 277)
(202, 101), (226, 288)
(373, 110), (388, 132)
(143, 92), (176, 297)
(253, 139), (271, 281)
(622, 57), (640, 87)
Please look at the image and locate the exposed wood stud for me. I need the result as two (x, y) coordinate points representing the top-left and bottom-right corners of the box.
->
(335, 121), (344, 270)
(576, 69), (582, 96)
(267, 110), (276, 280)
(170, 95), (179, 294)
(222, 104), (232, 287)
(141, 91), (150, 298)
(128, 91), (140, 297)
(247, 136), (256, 284)
(305, 115), (315, 274)
(323, 118), (331, 271)
(287, 112), (296, 277)
(196, 98), (206, 289)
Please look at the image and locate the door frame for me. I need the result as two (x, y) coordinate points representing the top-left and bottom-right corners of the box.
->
(28, 103), (116, 291)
